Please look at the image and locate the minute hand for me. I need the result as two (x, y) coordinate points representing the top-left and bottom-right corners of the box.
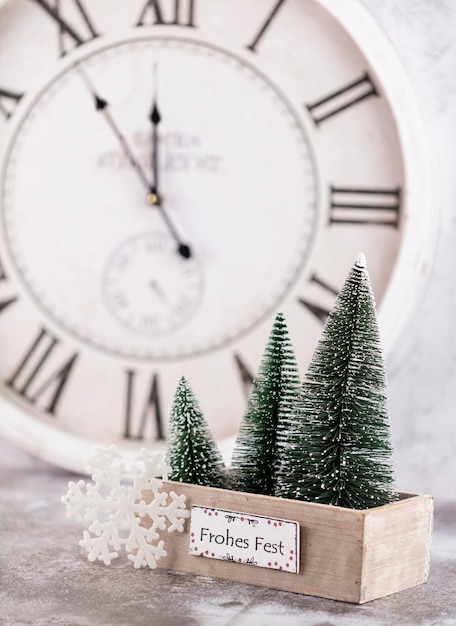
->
(76, 64), (191, 259)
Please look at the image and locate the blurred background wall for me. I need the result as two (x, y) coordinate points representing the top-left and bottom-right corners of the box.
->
(361, 0), (456, 501)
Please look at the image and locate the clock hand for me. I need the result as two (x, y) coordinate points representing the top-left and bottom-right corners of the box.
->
(75, 63), (191, 259)
(149, 103), (161, 203)
(149, 63), (161, 205)
(149, 279), (169, 305)
(148, 67), (191, 260)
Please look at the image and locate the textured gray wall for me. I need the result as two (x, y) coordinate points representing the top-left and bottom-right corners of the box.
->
(361, 0), (456, 501)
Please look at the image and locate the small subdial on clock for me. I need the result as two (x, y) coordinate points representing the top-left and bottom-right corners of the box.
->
(103, 233), (203, 336)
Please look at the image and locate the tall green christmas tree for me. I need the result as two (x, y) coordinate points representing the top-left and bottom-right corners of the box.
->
(230, 312), (301, 496)
(275, 254), (397, 509)
(166, 376), (227, 488)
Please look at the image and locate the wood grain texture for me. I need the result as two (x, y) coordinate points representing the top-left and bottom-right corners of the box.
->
(141, 483), (433, 604)
(360, 493), (434, 602)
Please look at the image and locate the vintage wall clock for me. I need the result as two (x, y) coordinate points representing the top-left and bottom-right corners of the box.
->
(0, 0), (437, 472)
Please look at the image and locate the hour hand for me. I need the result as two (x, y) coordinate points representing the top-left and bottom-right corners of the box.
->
(149, 98), (162, 205)
(148, 66), (192, 260)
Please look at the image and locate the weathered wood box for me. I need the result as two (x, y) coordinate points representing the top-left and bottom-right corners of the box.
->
(142, 482), (433, 604)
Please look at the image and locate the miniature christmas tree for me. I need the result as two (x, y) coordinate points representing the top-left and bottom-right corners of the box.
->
(275, 254), (397, 509)
(166, 376), (227, 488)
(230, 312), (301, 496)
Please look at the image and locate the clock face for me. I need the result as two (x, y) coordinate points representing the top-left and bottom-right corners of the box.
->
(0, 0), (436, 471)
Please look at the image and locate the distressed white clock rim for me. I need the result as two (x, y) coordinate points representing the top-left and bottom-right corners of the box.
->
(0, 0), (438, 474)
(0, 397), (151, 471)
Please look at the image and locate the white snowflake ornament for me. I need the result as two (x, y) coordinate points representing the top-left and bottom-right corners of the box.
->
(61, 445), (190, 569)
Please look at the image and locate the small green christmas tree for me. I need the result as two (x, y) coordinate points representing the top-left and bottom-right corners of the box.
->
(275, 254), (397, 509)
(230, 312), (301, 496)
(166, 376), (227, 488)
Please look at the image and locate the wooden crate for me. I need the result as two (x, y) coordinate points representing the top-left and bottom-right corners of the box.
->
(142, 482), (433, 604)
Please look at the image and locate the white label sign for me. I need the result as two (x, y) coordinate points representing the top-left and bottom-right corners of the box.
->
(189, 505), (300, 573)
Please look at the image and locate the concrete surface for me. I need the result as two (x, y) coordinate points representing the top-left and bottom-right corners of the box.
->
(0, 440), (455, 626)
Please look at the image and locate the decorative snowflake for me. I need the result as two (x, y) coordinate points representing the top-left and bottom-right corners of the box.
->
(61, 445), (190, 569)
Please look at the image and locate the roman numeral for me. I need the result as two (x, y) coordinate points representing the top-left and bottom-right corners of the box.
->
(233, 353), (254, 399)
(123, 370), (165, 441)
(136, 0), (196, 27)
(306, 72), (378, 125)
(246, 0), (287, 52)
(31, 0), (99, 56)
(298, 274), (339, 324)
(0, 295), (17, 315)
(330, 186), (401, 227)
(0, 257), (18, 314)
(5, 327), (78, 415)
(0, 88), (23, 121)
